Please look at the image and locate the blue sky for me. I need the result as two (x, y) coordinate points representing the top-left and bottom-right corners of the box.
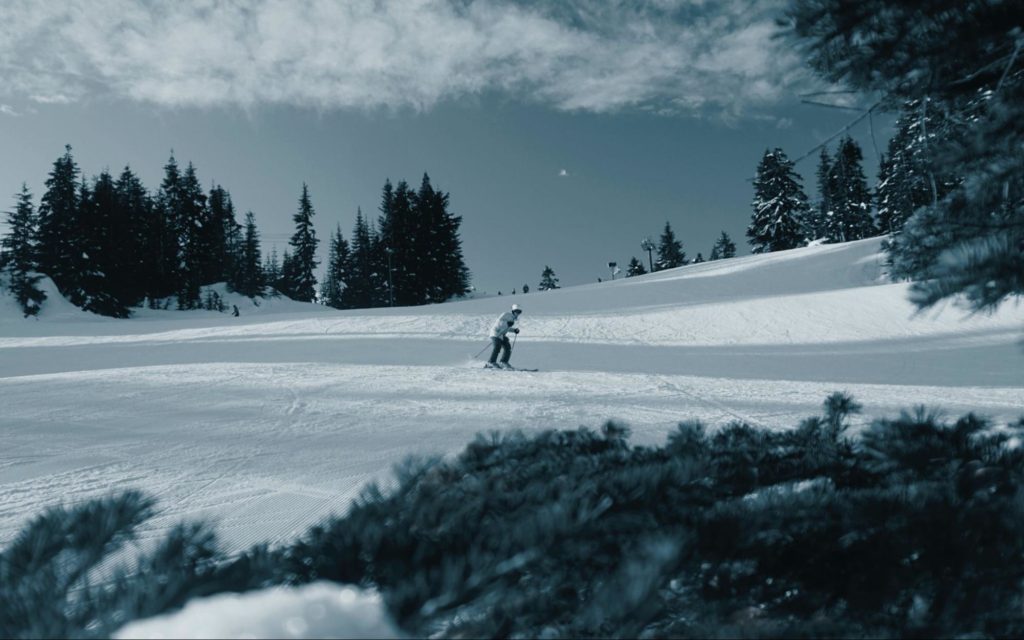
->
(0, 0), (889, 293)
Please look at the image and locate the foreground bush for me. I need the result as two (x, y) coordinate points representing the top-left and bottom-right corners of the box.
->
(2, 394), (1022, 638)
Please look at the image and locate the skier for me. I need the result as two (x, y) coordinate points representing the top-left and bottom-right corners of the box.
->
(486, 303), (522, 369)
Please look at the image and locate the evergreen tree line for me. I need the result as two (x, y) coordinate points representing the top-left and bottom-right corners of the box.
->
(619, 226), (736, 280)
(535, 225), (738, 292)
(318, 174), (470, 309)
(0, 146), (280, 317)
(746, 136), (876, 254)
(2, 148), (471, 317)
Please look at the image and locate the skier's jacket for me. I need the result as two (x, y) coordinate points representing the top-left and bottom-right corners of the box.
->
(489, 311), (518, 339)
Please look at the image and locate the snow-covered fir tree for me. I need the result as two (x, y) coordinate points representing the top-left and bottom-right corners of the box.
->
(807, 147), (834, 240)
(825, 137), (876, 243)
(320, 224), (350, 309)
(747, 148), (810, 253)
(538, 265), (559, 290)
(655, 221), (686, 270)
(282, 183), (319, 302)
(625, 256), (647, 277)
(709, 231), (736, 260)
(876, 99), (957, 234)
(693, 252), (705, 263)
(2, 184), (46, 316)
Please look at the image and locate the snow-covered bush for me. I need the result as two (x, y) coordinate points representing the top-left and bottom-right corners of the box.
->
(114, 582), (399, 639)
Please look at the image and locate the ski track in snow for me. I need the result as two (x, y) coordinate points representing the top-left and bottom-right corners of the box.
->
(1, 238), (1022, 554)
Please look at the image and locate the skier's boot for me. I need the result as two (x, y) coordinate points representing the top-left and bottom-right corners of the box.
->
(497, 361), (512, 370)
(484, 362), (500, 369)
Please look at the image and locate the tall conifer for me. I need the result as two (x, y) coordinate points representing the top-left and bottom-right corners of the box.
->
(2, 185), (46, 315)
(826, 137), (876, 242)
(655, 221), (686, 270)
(748, 148), (810, 253)
(282, 183), (319, 302)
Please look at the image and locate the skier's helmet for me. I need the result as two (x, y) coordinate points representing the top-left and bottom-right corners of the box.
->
(511, 304), (522, 314)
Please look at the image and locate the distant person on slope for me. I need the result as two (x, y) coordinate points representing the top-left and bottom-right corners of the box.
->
(486, 304), (522, 369)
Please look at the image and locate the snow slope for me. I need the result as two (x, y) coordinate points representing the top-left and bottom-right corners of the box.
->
(1, 238), (1021, 554)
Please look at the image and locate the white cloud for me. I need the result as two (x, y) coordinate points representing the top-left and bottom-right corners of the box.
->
(558, 168), (569, 177)
(0, 0), (812, 118)
(0, 104), (20, 116)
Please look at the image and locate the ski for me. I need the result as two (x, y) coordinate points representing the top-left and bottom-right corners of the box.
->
(483, 364), (538, 372)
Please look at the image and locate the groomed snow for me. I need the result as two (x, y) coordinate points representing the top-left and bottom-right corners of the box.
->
(1, 237), (1022, 554)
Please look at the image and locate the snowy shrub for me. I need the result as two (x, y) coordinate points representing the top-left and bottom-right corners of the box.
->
(3, 395), (1023, 638)
(114, 582), (400, 639)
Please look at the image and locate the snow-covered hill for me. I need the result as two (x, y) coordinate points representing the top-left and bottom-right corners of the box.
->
(1, 237), (1021, 554)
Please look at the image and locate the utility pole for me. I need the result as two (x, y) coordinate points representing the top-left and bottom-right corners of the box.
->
(641, 237), (655, 272)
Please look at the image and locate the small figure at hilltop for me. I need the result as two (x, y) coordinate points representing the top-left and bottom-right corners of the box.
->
(485, 304), (522, 369)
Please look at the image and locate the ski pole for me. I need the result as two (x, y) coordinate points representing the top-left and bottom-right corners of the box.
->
(510, 332), (518, 354)
(472, 341), (491, 359)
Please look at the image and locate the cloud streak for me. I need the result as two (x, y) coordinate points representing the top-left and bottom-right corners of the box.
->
(0, 0), (811, 118)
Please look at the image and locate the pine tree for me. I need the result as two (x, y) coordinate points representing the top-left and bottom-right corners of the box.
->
(709, 231), (737, 260)
(233, 212), (263, 298)
(876, 100), (957, 234)
(377, 180), (418, 305)
(77, 171), (129, 317)
(320, 224), (350, 309)
(204, 185), (237, 284)
(808, 147), (834, 240)
(263, 246), (281, 293)
(625, 256), (647, 277)
(522, 284), (529, 294)
(113, 166), (153, 306)
(693, 252), (705, 263)
(2, 184), (46, 316)
(175, 163), (211, 309)
(150, 155), (184, 302)
(413, 174), (470, 303)
(538, 265), (560, 290)
(36, 146), (84, 302)
(825, 137), (876, 243)
(282, 184), (319, 302)
(279, 249), (294, 297)
(747, 148), (810, 253)
(655, 221), (686, 270)
(342, 208), (380, 309)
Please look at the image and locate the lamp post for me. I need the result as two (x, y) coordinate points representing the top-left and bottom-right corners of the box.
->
(641, 237), (655, 272)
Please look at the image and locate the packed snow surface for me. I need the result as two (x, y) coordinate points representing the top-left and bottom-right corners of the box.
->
(1, 238), (1022, 554)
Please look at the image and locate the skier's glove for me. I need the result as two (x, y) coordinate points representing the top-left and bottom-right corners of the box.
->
(513, 328), (520, 334)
